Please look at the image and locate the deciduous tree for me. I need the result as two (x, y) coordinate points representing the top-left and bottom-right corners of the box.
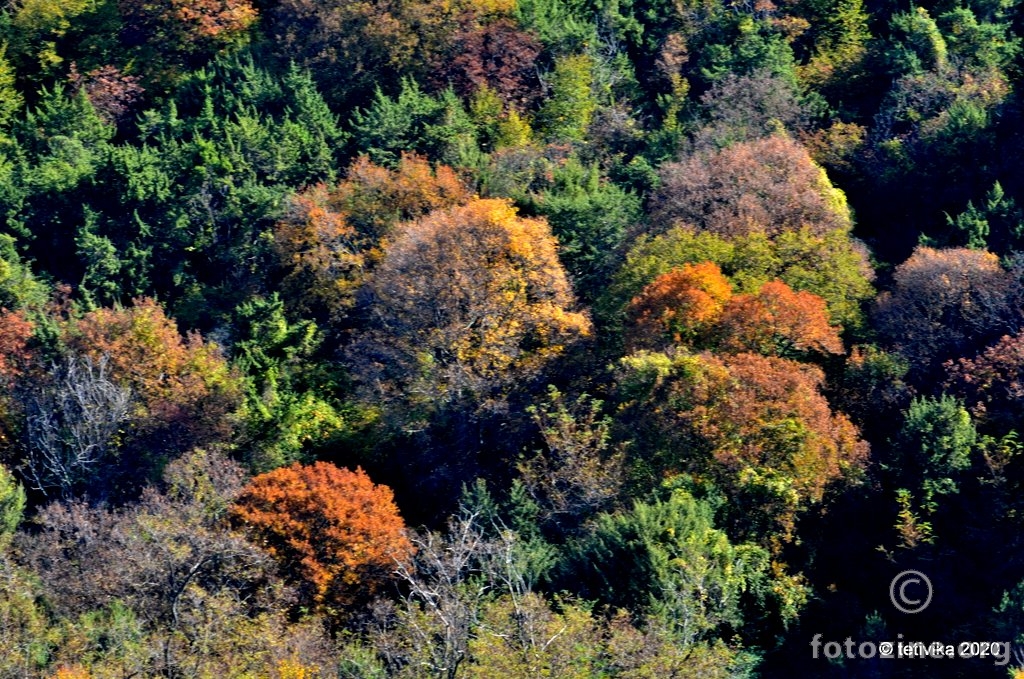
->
(692, 69), (808, 150)
(615, 350), (868, 547)
(651, 135), (852, 238)
(230, 462), (413, 613)
(0, 310), (33, 384)
(18, 449), (270, 621)
(945, 331), (1024, 430)
(626, 267), (843, 358)
(874, 246), (1016, 382)
(67, 297), (242, 454)
(118, 0), (257, 77)
(335, 153), (471, 243)
(433, 19), (542, 110)
(67, 64), (144, 126)
(17, 449), (334, 674)
(0, 235), (49, 312)
(607, 223), (873, 333)
(273, 185), (365, 322)
(518, 387), (624, 533)
(349, 198), (590, 420)
(626, 262), (733, 349)
(0, 464), (25, 549)
(535, 53), (597, 143)
(715, 280), (844, 357)
(270, 0), (454, 105)
(22, 354), (132, 499)
(273, 154), (471, 321)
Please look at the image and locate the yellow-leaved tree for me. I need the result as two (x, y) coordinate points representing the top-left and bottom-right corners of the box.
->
(349, 197), (591, 422)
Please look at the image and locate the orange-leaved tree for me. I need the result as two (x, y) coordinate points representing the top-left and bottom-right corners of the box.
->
(626, 262), (733, 349)
(0, 309), (33, 385)
(715, 280), (844, 357)
(0, 309), (34, 452)
(626, 266), (843, 358)
(273, 183), (366, 321)
(230, 462), (413, 612)
(337, 153), (471, 242)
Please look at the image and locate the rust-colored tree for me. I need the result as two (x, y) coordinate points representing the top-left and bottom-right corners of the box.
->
(0, 310), (34, 454)
(0, 310), (33, 385)
(626, 268), (843, 358)
(349, 198), (591, 418)
(945, 331), (1024, 431)
(68, 64), (144, 126)
(651, 135), (852, 238)
(167, 0), (257, 40)
(230, 462), (414, 612)
(705, 353), (866, 515)
(432, 19), (542, 109)
(715, 280), (844, 357)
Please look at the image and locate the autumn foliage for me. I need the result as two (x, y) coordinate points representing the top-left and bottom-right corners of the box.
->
(351, 198), (591, 412)
(119, 0), (257, 58)
(230, 462), (413, 611)
(945, 331), (1024, 429)
(273, 154), (471, 319)
(270, 0), (454, 102)
(68, 64), (145, 126)
(7, 0), (1024, 671)
(66, 298), (241, 448)
(627, 262), (733, 348)
(616, 350), (867, 546)
(433, 19), (542, 109)
(715, 280), (844, 356)
(0, 310), (33, 449)
(0, 309), (33, 383)
(706, 353), (867, 505)
(875, 246), (1017, 381)
(274, 184), (365, 320)
(652, 136), (852, 238)
(336, 153), (471, 241)
(627, 264), (843, 357)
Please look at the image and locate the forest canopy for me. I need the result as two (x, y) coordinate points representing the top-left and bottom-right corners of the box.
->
(3, 0), (1024, 675)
